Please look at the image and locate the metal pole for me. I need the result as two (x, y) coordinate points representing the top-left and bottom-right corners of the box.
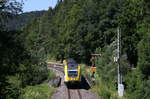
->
(117, 27), (120, 85)
(117, 27), (124, 97)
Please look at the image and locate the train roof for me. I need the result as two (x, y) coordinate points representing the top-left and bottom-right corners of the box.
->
(66, 58), (76, 64)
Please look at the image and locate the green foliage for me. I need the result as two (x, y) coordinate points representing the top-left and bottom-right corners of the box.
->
(0, 1), (48, 98)
(137, 33), (150, 77)
(80, 64), (91, 78)
(95, 43), (130, 98)
(5, 74), (22, 99)
(95, 42), (117, 83)
(4, 11), (45, 30)
(44, 70), (57, 83)
(120, 55), (131, 76)
(93, 74), (118, 99)
(94, 45), (116, 98)
(0, 0), (150, 98)
(29, 0), (123, 63)
(23, 0), (149, 99)
(134, 78), (150, 99)
(0, 29), (48, 98)
(125, 69), (144, 93)
(20, 85), (55, 99)
(118, 0), (149, 66)
(0, 30), (28, 98)
(125, 69), (150, 99)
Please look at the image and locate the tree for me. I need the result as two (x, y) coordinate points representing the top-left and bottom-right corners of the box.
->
(0, 0), (48, 98)
(138, 33), (150, 77)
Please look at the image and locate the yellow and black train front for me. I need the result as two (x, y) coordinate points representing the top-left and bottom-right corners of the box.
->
(64, 58), (81, 83)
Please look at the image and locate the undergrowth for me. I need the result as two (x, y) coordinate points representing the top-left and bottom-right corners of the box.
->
(20, 85), (55, 99)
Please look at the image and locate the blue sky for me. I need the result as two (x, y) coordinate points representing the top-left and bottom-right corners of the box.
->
(17, 0), (58, 12)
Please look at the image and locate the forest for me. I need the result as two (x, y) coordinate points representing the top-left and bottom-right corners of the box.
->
(0, 0), (150, 99)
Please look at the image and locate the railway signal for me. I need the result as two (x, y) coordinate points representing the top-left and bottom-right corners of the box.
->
(90, 53), (101, 77)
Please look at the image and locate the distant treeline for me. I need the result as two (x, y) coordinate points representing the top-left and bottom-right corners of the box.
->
(1, 11), (46, 30)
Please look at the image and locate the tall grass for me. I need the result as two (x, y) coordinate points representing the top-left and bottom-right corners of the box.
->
(20, 85), (55, 99)
(20, 69), (57, 99)
(92, 73), (127, 99)
(43, 69), (57, 83)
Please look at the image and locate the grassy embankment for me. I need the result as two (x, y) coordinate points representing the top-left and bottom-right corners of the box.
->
(92, 73), (127, 99)
(81, 64), (127, 99)
(20, 70), (57, 99)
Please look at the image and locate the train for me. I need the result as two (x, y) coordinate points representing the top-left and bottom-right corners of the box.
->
(63, 58), (81, 83)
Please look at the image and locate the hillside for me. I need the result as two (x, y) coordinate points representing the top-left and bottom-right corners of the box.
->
(4, 11), (46, 30)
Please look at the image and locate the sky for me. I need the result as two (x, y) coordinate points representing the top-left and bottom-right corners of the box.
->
(17, 0), (58, 12)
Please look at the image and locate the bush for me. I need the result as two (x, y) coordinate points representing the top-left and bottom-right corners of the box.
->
(94, 44), (130, 99)
(80, 64), (92, 77)
(137, 33), (150, 77)
(125, 69), (144, 93)
(5, 74), (22, 99)
(20, 85), (55, 99)
(125, 69), (150, 99)
(92, 74), (117, 99)
(43, 69), (57, 83)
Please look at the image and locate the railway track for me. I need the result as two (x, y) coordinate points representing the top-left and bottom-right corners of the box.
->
(67, 89), (82, 99)
(67, 88), (71, 99)
(77, 90), (82, 99)
(48, 63), (83, 99)
(47, 63), (64, 72)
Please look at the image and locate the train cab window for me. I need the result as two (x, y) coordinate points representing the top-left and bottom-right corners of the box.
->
(68, 64), (78, 69)
(67, 58), (78, 70)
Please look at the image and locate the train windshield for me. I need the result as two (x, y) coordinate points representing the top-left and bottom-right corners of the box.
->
(67, 58), (78, 70)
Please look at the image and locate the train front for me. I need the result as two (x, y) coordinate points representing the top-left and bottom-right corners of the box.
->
(64, 59), (81, 83)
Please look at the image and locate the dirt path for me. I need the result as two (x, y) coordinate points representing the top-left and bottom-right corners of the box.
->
(48, 63), (99, 99)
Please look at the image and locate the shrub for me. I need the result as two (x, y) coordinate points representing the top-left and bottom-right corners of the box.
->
(44, 69), (57, 83)
(5, 74), (22, 99)
(137, 33), (150, 77)
(125, 69), (150, 99)
(20, 85), (55, 99)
